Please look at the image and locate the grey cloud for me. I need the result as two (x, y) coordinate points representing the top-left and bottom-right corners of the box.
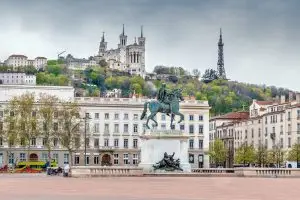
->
(0, 0), (300, 90)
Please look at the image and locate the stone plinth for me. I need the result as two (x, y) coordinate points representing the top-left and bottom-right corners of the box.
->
(138, 130), (191, 173)
(71, 166), (143, 177)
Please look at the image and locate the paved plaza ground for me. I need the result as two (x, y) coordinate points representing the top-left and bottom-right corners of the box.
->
(0, 174), (299, 200)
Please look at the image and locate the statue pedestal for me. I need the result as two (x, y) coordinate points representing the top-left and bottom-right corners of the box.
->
(138, 130), (191, 173)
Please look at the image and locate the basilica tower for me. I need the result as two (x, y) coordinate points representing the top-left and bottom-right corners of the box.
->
(98, 32), (107, 56)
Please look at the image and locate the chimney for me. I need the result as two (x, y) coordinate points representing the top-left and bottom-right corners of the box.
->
(289, 91), (294, 102)
(280, 95), (286, 104)
(296, 93), (300, 103)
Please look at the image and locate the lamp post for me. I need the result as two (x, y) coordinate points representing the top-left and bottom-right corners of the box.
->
(83, 113), (91, 166)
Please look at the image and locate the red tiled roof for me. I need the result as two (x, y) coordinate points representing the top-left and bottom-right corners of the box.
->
(9, 54), (27, 58)
(256, 101), (273, 105)
(211, 111), (249, 120)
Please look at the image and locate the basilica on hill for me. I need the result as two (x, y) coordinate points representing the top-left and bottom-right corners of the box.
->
(94, 25), (146, 78)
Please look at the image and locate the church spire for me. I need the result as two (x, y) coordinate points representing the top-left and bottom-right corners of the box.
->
(101, 32), (105, 42)
(140, 25), (143, 38)
(122, 24), (125, 36)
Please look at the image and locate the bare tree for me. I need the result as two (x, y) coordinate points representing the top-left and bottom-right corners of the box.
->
(38, 94), (59, 162)
(7, 93), (39, 161)
(56, 102), (81, 167)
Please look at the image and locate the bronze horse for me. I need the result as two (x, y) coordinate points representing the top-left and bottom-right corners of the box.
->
(140, 89), (184, 129)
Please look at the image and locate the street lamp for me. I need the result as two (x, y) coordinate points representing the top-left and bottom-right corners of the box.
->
(83, 113), (91, 166)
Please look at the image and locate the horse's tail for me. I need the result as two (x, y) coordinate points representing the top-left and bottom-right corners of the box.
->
(140, 102), (149, 120)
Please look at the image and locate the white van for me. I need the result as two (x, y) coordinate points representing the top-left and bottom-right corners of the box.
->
(285, 161), (298, 168)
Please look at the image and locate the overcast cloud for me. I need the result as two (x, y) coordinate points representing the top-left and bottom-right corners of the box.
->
(0, 0), (300, 90)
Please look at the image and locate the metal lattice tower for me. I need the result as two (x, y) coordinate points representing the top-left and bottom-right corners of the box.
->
(217, 28), (226, 79)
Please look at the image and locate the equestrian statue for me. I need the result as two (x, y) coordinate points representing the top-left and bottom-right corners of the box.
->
(140, 83), (185, 129)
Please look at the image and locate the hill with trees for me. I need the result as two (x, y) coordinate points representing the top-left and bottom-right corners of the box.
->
(0, 61), (293, 116)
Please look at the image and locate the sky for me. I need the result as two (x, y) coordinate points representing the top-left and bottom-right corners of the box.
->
(0, 0), (300, 91)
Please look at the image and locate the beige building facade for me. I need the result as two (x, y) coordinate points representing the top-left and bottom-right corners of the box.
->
(210, 94), (300, 166)
(0, 86), (210, 168)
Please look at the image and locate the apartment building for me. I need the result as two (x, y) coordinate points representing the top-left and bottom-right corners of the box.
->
(210, 94), (300, 167)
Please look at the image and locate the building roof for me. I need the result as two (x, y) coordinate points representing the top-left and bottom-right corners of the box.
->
(9, 54), (27, 58)
(211, 111), (249, 120)
(255, 101), (273, 105)
(35, 57), (47, 59)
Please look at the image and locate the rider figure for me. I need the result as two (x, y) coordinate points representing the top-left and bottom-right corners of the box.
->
(157, 83), (170, 113)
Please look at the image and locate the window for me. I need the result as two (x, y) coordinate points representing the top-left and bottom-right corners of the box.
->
(104, 139), (109, 147)
(189, 139), (194, 149)
(134, 114), (138, 120)
(133, 124), (138, 133)
(113, 154), (119, 165)
(85, 113), (90, 118)
(265, 117), (267, 124)
(124, 139), (128, 148)
(161, 124), (166, 130)
(94, 123), (99, 133)
(8, 153), (14, 164)
(280, 125), (283, 135)
(64, 154), (69, 164)
(199, 115), (203, 121)
(85, 138), (90, 147)
(20, 153), (26, 162)
(115, 113), (119, 120)
(104, 124), (109, 132)
(272, 127), (275, 134)
(41, 153), (47, 162)
(265, 127), (268, 135)
(124, 113), (129, 120)
(123, 154), (129, 164)
(258, 128), (261, 137)
(94, 155), (99, 164)
(288, 137), (291, 148)
(133, 154), (138, 165)
(53, 138), (58, 147)
(288, 111), (291, 121)
(31, 138), (36, 146)
(0, 137), (2, 146)
(52, 153), (58, 163)
(54, 111), (58, 118)
(265, 139), (268, 149)
(161, 114), (166, 121)
(280, 138), (284, 148)
(199, 140), (203, 149)
(95, 113), (99, 119)
(199, 125), (203, 134)
(189, 115), (194, 121)
(85, 156), (90, 165)
(75, 137), (80, 147)
(189, 125), (194, 134)
(133, 139), (138, 148)
(75, 155), (80, 165)
(280, 114), (283, 122)
(298, 110), (300, 119)
(94, 138), (99, 148)
(297, 123), (300, 133)
(114, 139), (119, 147)
(114, 124), (119, 133)
(180, 125), (185, 131)
(124, 124), (129, 133)
(53, 122), (58, 131)
(288, 124), (291, 135)
(105, 113), (109, 119)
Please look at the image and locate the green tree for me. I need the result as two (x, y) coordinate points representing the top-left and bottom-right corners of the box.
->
(234, 143), (256, 165)
(268, 144), (285, 167)
(255, 144), (268, 167)
(7, 93), (39, 161)
(38, 94), (59, 162)
(209, 139), (227, 167)
(56, 102), (81, 167)
(46, 65), (63, 76)
(287, 143), (300, 162)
